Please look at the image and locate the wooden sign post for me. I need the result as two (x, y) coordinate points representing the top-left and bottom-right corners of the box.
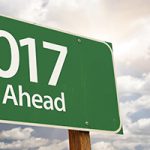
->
(69, 130), (91, 150)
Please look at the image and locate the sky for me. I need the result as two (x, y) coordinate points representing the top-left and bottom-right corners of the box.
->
(0, 0), (150, 149)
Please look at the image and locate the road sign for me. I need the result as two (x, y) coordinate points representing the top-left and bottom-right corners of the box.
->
(0, 15), (122, 133)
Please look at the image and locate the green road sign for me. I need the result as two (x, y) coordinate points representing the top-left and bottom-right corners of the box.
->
(0, 15), (122, 133)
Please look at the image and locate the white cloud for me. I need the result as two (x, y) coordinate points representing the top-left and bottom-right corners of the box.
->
(92, 142), (115, 150)
(0, 0), (31, 17)
(0, 128), (49, 150)
(17, 0), (47, 23)
(91, 130), (150, 150)
(114, 20), (150, 76)
(117, 73), (150, 96)
(38, 139), (68, 150)
(1, 0), (150, 44)
(129, 118), (150, 135)
(0, 137), (48, 149)
(0, 127), (33, 140)
(119, 95), (150, 129)
(117, 75), (144, 96)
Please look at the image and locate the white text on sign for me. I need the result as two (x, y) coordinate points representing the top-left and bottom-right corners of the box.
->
(0, 30), (68, 86)
(0, 30), (67, 113)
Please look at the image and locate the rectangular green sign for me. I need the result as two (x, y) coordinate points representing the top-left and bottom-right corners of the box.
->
(0, 15), (122, 133)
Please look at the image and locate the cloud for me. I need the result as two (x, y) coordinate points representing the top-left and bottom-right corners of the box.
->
(1, 0), (150, 44)
(129, 118), (150, 135)
(91, 128), (150, 150)
(0, 127), (33, 140)
(92, 142), (115, 150)
(16, 0), (48, 23)
(114, 21), (150, 77)
(97, 0), (150, 42)
(38, 139), (68, 150)
(130, 108), (150, 122)
(0, 0), (31, 17)
(117, 75), (144, 96)
(117, 73), (150, 98)
(0, 128), (49, 150)
(16, 0), (102, 37)
(0, 137), (48, 150)
(119, 95), (150, 128)
(0, 127), (67, 150)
